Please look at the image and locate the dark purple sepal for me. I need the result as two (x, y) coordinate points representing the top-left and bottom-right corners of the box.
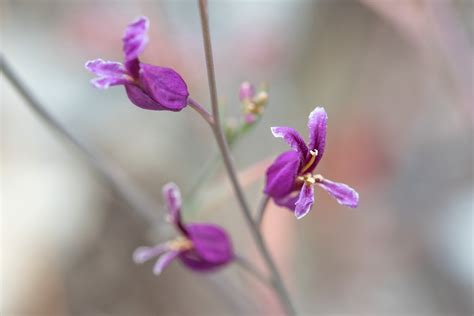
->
(264, 150), (301, 199)
(185, 223), (234, 265)
(125, 84), (170, 110)
(139, 63), (189, 112)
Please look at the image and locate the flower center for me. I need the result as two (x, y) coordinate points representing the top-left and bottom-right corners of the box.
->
(300, 149), (318, 174)
(167, 236), (193, 251)
(297, 173), (324, 186)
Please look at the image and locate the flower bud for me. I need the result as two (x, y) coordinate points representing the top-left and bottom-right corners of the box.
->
(239, 81), (255, 101)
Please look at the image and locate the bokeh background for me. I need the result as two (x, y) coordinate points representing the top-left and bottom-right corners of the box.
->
(2, 0), (473, 315)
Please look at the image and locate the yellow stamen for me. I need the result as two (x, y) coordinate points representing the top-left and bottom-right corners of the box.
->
(301, 149), (318, 174)
(167, 236), (193, 251)
(297, 173), (316, 186)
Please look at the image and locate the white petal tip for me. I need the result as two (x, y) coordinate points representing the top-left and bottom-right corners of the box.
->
(295, 213), (308, 220)
(295, 209), (310, 219)
(90, 79), (109, 90)
(132, 247), (150, 264)
(270, 126), (282, 137)
(309, 106), (327, 119)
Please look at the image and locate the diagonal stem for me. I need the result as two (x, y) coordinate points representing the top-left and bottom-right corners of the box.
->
(0, 55), (161, 225)
(234, 255), (271, 287)
(196, 1), (296, 315)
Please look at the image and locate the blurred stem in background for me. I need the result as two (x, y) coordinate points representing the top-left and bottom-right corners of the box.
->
(183, 115), (263, 213)
(0, 54), (162, 227)
(256, 195), (271, 227)
(0, 54), (271, 303)
(196, 0), (296, 314)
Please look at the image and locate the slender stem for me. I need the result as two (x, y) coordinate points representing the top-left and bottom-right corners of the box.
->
(188, 97), (214, 126)
(256, 195), (270, 227)
(0, 55), (161, 225)
(196, 2), (296, 315)
(234, 255), (271, 288)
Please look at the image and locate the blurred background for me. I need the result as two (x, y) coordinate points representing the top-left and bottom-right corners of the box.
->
(1, 0), (473, 315)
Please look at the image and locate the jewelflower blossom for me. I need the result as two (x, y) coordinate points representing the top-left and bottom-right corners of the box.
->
(264, 107), (359, 219)
(133, 183), (234, 275)
(85, 16), (189, 111)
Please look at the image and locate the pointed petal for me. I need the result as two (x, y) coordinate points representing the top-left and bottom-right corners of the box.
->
(264, 150), (301, 199)
(185, 224), (233, 265)
(85, 59), (131, 89)
(294, 184), (314, 219)
(162, 182), (187, 235)
(139, 64), (189, 111)
(153, 250), (180, 275)
(133, 244), (168, 264)
(90, 77), (130, 89)
(123, 16), (149, 63)
(317, 177), (359, 208)
(273, 192), (299, 211)
(271, 126), (309, 159)
(162, 182), (182, 221)
(85, 59), (128, 76)
(307, 107), (327, 166)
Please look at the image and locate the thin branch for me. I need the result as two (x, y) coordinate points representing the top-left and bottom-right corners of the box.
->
(0, 55), (161, 225)
(196, 2), (296, 315)
(234, 255), (271, 288)
(256, 195), (270, 227)
(188, 97), (214, 125)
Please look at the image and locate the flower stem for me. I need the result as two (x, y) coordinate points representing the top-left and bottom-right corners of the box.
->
(256, 194), (270, 227)
(188, 97), (214, 126)
(196, 1), (296, 315)
(234, 255), (271, 288)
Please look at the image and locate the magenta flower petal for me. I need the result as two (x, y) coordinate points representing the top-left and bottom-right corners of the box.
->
(85, 59), (128, 76)
(85, 59), (132, 89)
(138, 64), (189, 111)
(317, 177), (359, 208)
(179, 250), (223, 271)
(185, 224), (233, 265)
(294, 184), (314, 219)
(153, 250), (180, 275)
(133, 244), (168, 264)
(162, 182), (182, 222)
(264, 150), (301, 199)
(123, 16), (149, 64)
(124, 85), (169, 110)
(271, 126), (309, 160)
(307, 106), (327, 168)
(273, 192), (299, 211)
(161, 182), (188, 235)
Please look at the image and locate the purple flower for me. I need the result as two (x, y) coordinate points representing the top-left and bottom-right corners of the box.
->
(85, 17), (189, 111)
(264, 107), (359, 219)
(133, 183), (234, 275)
